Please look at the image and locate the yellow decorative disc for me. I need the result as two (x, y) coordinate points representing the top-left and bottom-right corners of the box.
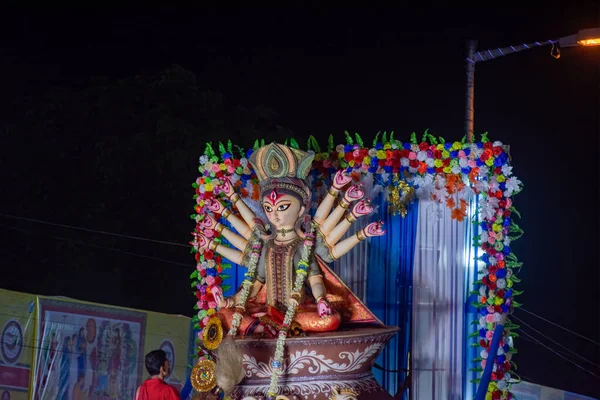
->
(191, 359), (217, 392)
(202, 316), (224, 350)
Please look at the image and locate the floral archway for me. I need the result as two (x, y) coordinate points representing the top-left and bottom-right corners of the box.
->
(189, 131), (523, 399)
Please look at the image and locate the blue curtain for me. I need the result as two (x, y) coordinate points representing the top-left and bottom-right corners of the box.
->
(367, 192), (419, 398)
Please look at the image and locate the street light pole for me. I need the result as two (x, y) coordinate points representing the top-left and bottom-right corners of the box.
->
(464, 27), (600, 143)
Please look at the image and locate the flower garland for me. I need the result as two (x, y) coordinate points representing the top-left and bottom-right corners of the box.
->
(228, 235), (263, 337)
(190, 132), (523, 399)
(266, 225), (317, 400)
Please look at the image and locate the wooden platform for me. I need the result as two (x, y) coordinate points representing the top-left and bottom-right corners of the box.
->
(231, 326), (400, 400)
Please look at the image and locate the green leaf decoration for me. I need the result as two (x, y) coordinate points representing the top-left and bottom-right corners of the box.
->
(512, 301), (523, 308)
(355, 132), (364, 148)
(511, 275), (522, 283)
(192, 315), (199, 323)
(511, 289), (524, 296)
(190, 270), (198, 279)
(190, 281), (198, 288)
(234, 145), (245, 158)
(218, 141), (226, 157)
(192, 182), (199, 188)
(253, 140), (260, 150)
(438, 136), (446, 144)
(260, 139), (265, 147)
(193, 304), (199, 310)
(190, 214), (197, 220)
(427, 131), (438, 144)
(193, 323), (200, 329)
(470, 343), (480, 348)
(469, 290), (479, 295)
(461, 135), (467, 144)
(481, 132), (490, 143)
(222, 285), (232, 292)
(344, 130), (353, 145)
(289, 138), (300, 149)
(470, 302), (484, 309)
(470, 379), (481, 384)
(372, 131), (380, 147)
(410, 132), (417, 144)
(309, 135), (321, 153)
(469, 331), (479, 338)
(220, 274), (231, 280)
(205, 142), (216, 158)
(227, 140), (233, 154)
(390, 131), (395, 145)
(221, 263), (232, 270)
(328, 134), (335, 152)
(421, 128), (429, 143)
(506, 261), (523, 268)
(382, 131), (388, 144)
(510, 206), (522, 219)
(284, 138), (289, 146)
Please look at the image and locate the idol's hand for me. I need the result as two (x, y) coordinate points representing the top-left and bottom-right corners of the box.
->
(193, 232), (214, 252)
(332, 170), (352, 190)
(317, 299), (333, 317)
(363, 221), (386, 237)
(200, 214), (218, 230)
(206, 199), (226, 215)
(216, 177), (235, 198)
(212, 286), (227, 308)
(343, 185), (365, 204)
(350, 199), (374, 218)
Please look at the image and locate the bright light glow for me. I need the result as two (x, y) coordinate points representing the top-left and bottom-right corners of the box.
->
(577, 28), (600, 46)
(577, 38), (600, 46)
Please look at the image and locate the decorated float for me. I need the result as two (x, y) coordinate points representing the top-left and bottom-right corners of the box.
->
(187, 131), (523, 400)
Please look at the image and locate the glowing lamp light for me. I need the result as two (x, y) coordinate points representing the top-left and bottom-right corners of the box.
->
(577, 28), (600, 46)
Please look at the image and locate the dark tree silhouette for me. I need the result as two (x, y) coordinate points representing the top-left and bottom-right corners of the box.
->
(0, 65), (292, 314)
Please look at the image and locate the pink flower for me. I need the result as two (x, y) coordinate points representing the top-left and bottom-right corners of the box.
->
(486, 330), (494, 340)
(196, 197), (204, 205)
(227, 165), (235, 174)
(205, 276), (216, 286)
(204, 229), (215, 238)
(408, 152), (417, 160)
(212, 164), (221, 172)
(224, 158), (232, 165)
(323, 159), (332, 168)
(202, 316), (210, 326)
(486, 314), (495, 323)
(197, 331), (203, 339)
(496, 253), (504, 261)
(506, 198), (513, 208)
(197, 263), (204, 271)
(458, 150), (466, 158)
(487, 237), (495, 245)
(481, 360), (487, 368)
(197, 301), (203, 309)
(468, 160), (477, 168)
(487, 306), (495, 313)
(208, 301), (217, 309)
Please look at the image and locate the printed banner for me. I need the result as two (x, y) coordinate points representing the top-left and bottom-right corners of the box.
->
(30, 296), (191, 400)
(0, 290), (37, 400)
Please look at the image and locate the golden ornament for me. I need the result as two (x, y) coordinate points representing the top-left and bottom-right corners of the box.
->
(388, 174), (415, 217)
(202, 317), (223, 350)
(191, 359), (217, 392)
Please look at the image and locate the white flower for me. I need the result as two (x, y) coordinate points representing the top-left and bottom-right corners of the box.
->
(240, 158), (248, 168)
(497, 380), (508, 390)
(380, 172), (390, 183)
(493, 312), (503, 322)
(478, 165), (489, 177)
(336, 144), (345, 153)
(411, 144), (420, 152)
(501, 164), (513, 177)
(391, 142), (398, 149)
(504, 237), (512, 246)
(489, 256), (497, 266)
(459, 158), (469, 168)
(400, 158), (410, 167)
(230, 174), (240, 186)
(504, 373), (512, 381)
(207, 260), (216, 268)
(496, 278), (507, 289)
(472, 147), (483, 158)
(497, 347), (505, 356)
(426, 158), (435, 167)
(505, 269), (513, 279)
(199, 185), (206, 194)
(493, 141), (503, 147)
(451, 165), (461, 174)
(417, 151), (427, 161)
(479, 286), (487, 296)
(368, 148), (378, 157)
(413, 176), (426, 188)
(199, 155), (209, 165)
(492, 363), (497, 372)
(474, 179), (489, 193)
(408, 166), (418, 174)
(480, 196), (499, 220)
(488, 178), (500, 193)
(505, 177), (522, 195)
(480, 349), (489, 359)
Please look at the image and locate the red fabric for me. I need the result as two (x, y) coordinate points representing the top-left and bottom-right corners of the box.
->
(135, 378), (180, 400)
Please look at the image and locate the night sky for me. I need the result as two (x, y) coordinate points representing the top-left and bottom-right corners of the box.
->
(1, 6), (598, 397)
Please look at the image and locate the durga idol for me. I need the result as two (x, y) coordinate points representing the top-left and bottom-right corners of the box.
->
(194, 142), (385, 336)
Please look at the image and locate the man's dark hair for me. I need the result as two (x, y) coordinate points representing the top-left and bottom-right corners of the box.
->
(145, 349), (168, 376)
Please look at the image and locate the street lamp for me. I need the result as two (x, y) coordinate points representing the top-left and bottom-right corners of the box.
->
(464, 28), (600, 142)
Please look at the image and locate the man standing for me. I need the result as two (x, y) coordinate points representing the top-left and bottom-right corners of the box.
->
(135, 350), (180, 399)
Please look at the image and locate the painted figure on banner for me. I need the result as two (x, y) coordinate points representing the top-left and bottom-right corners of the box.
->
(195, 143), (386, 337)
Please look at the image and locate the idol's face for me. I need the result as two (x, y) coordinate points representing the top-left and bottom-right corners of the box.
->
(262, 193), (303, 230)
